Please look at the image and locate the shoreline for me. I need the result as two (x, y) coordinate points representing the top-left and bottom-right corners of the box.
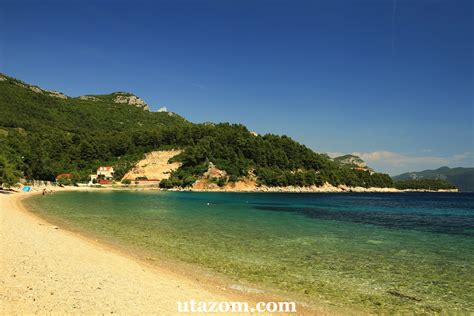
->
(0, 189), (321, 315)
(23, 183), (457, 194)
(170, 185), (458, 193)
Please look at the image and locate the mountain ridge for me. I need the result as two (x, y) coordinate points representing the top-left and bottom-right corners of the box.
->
(393, 167), (474, 192)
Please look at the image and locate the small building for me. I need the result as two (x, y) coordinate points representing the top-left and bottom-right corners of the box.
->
(97, 166), (114, 179)
(90, 166), (114, 185)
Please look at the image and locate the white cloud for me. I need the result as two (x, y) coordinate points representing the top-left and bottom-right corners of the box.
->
(352, 151), (449, 166)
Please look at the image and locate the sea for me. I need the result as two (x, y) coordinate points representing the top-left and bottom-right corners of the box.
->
(24, 191), (474, 313)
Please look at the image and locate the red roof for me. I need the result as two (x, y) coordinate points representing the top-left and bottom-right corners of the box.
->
(56, 173), (73, 179)
(97, 166), (113, 171)
(98, 179), (112, 184)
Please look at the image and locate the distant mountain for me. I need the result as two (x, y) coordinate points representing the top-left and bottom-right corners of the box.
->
(393, 167), (474, 192)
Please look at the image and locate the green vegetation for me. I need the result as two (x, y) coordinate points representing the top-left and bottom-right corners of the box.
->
(394, 179), (456, 191)
(0, 74), (187, 182)
(56, 173), (81, 186)
(0, 73), (393, 188)
(0, 154), (19, 187)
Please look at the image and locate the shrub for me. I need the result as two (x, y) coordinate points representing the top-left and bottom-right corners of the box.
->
(217, 177), (226, 187)
(159, 179), (174, 189)
(183, 176), (197, 187)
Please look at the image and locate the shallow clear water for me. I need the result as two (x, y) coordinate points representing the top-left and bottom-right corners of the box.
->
(25, 192), (474, 313)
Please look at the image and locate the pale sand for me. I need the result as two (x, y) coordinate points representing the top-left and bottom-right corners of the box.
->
(0, 190), (319, 315)
(0, 191), (246, 314)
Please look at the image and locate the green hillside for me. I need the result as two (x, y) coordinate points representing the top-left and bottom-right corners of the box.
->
(332, 154), (375, 172)
(0, 73), (393, 188)
(333, 154), (365, 167)
(393, 167), (474, 192)
(0, 74), (188, 182)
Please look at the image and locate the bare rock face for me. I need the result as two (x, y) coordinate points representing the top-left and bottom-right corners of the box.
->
(46, 90), (68, 99)
(157, 106), (167, 112)
(337, 155), (367, 168)
(113, 93), (150, 111)
(203, 162), (227, 178)
(29, 86), (43, 94)
(79, 95), (100, 101)
(0, 75), (7, 81)
(24, 83), (68, 99)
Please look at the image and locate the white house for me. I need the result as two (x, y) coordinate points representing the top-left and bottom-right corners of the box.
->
(97, 166), (114, 179)
(89, 166), (115, 185)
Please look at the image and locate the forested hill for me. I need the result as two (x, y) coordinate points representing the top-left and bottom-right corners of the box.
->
(0, 73), (394, 188)
(393, 167), (474, 192)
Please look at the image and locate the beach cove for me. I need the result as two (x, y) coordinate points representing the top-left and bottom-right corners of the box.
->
(3, 188), (473, 314)
(2, 190), (317, 315)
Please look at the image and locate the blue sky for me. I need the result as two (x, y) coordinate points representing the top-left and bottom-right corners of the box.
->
(0, 0), (472, 175)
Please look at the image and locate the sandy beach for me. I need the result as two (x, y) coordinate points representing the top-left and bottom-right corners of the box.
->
(0, 189), (321, 315)
(0, 191), (252, 314)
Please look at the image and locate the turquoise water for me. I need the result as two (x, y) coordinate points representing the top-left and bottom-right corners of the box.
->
(25, 192), (474, 313)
